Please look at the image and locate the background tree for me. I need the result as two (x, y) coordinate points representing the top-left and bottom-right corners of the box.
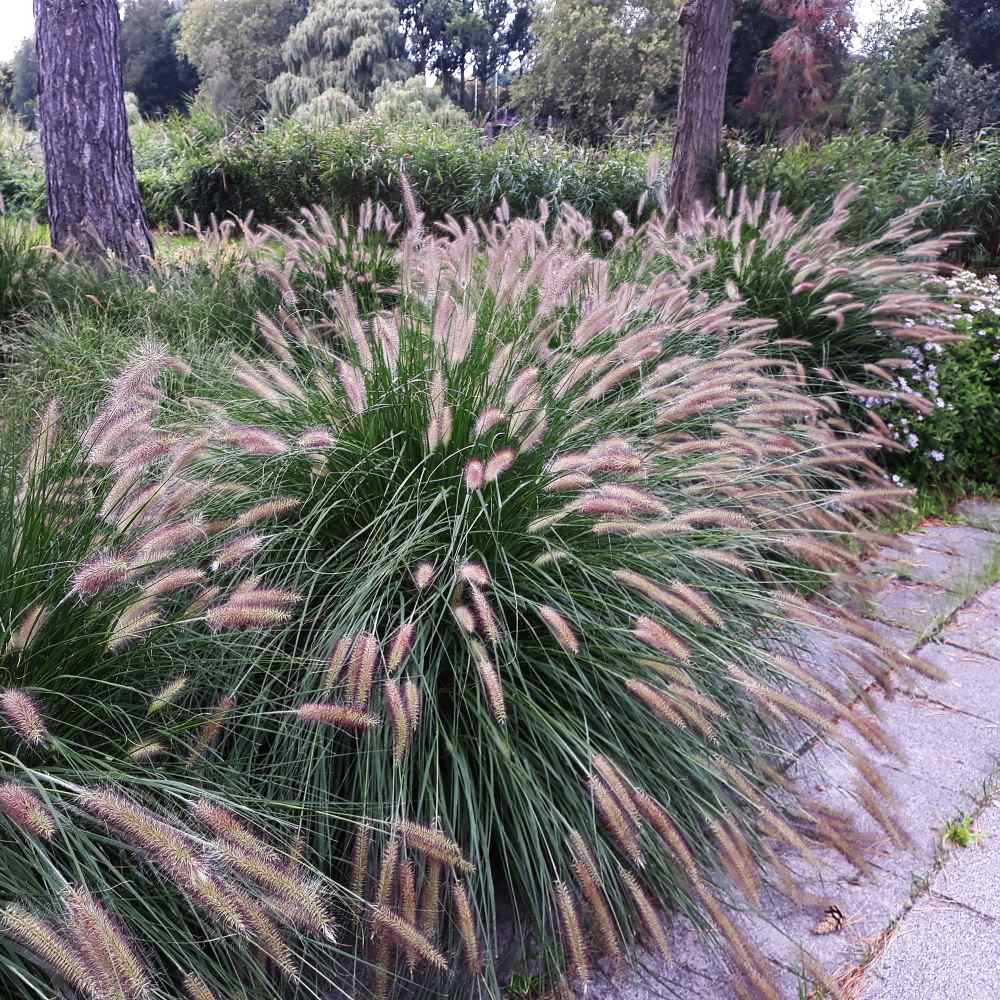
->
(395, 0), (533, 108)
(512, 0), (681, 142)
(0, 62), (13, 112)
(743, 0), (856, 134)
(843, 2), (1000, 140)
(178, 0), (307, 116)
(10, 37), (40, 127)
(841, 3), (937, 136)
(33, 0), (153, 267)
(371, 74), (469, 124)
(667, 0), (736, 217)
(121, 0), (199, 117)
(936, 0), (1000, 72)
(925, 40), (1000, 136)
(725, 0), (789, 123)
(268, 0), (411, 118)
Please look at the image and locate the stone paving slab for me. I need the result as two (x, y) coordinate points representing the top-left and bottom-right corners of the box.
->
(866, 578), (963, 634)
(860, 804), (1000, 1000)
(955, 498), (1000, 533)
(867, 524), (1000, 595)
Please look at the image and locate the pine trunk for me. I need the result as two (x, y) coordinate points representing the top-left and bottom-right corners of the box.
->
(666, 0), (736, 221)
(33, 0), (154, 270)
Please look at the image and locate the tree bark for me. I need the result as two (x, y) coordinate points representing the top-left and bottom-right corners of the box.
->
(666, 0), (736, 221)
(34, 0), (154, 269)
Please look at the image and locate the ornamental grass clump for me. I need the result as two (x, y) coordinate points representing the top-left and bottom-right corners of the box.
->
(634, 181), (966, 424)
(104, 200), (935, 996)
(256, 200), (402, 319)
(0, 364), (368, 999)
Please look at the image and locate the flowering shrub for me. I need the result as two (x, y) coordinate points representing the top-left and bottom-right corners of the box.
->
(877, 270), (1000, 490)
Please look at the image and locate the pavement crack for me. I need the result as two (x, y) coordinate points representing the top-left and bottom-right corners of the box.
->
(925, 888), (997, 924)
(938, 638), (1000, 663)
(897, 687), (1000, 726)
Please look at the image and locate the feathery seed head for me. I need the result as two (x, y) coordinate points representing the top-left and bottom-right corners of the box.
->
(296, 701), (381, 731)
(0, 783), (56, 840)
(0, 689), (48, 747)
(538, 605), (580, 655)
(372, 906), (449, 971)
(554, 881), (589, 985)
(464, 459), (486, 490)
(205, 604), (292, 631)
(232, 497), (302, 530)
(1, 904), (96, 997)
(484, 448), (516, 484)
(385, 621), (417, 674)
(70, 552), (130, 599)
(451, 879), (483, 975)
(5, 604), (50, 655)
(412, 561), (437, 590)
(472, 641), (506, 723)
(148, 675), (189, 714)
(209, 533), (267, 573)
(183, 973), (217, 1000)
(398, 820), (474, 874)
(349, 632), (380, 707)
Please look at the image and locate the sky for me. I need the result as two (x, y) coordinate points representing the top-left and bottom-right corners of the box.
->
(0, 0), (922, 63)
(1, 1), (34, 61)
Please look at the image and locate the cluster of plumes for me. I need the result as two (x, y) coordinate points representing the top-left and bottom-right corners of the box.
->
(79, 198), (951, 996)
(348, 819), (482, 997)
(0, 673), (242, 772)
(1, 788), (341, 996)
(296, 621), (423, 764)
(254, 200), (402, 315)
(2, 887), (152, 1000)
(1, 341), (310, 686)
(641, 180), (966, 426)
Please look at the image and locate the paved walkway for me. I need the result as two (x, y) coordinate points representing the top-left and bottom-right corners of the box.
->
(590, 499), (1000, 1000)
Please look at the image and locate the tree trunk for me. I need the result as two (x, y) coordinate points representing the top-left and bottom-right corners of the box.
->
(34, 0), (154, 269)
(666, 0), (736, 221)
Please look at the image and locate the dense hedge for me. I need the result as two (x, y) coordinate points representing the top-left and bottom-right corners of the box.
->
(7, 114), (1000, 263)
(143, 118), (659, 232)
(1, 113), (661, 234)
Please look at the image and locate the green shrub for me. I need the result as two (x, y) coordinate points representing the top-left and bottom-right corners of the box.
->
(130, 114), (661, 234)
(0, 114), (45, 218)
(88, 211), (926, 996)
(879, 270), (1000, 491)
(0, 360), (363, 1000)
(1, 232), (284, 433)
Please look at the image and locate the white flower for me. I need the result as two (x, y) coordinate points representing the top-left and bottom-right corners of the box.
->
(930, 450), (945, 463)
